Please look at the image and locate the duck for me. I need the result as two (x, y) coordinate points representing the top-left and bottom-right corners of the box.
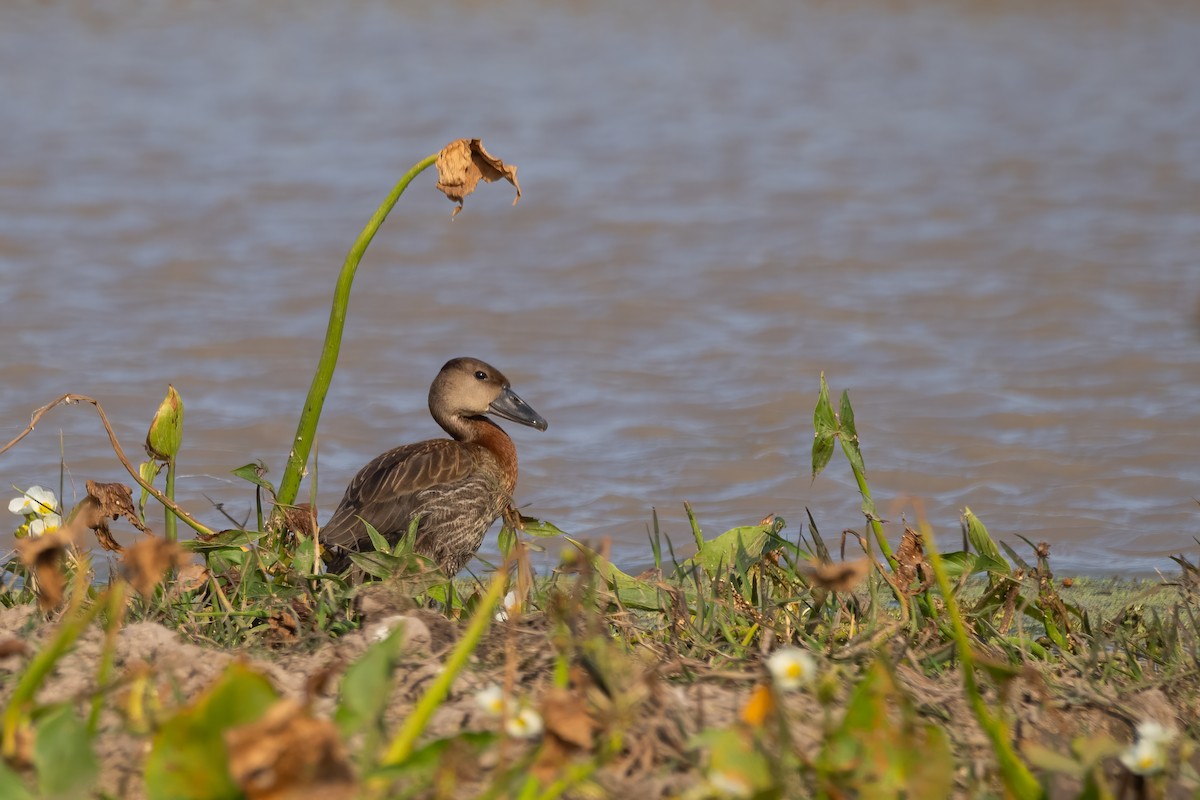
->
(319, 357), (547, 578)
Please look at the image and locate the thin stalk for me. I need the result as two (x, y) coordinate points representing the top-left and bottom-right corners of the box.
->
(164, 457), (177, 543)
(924, 525), (1042, 799)
(274, 153), (440, 516)
(369, 568), (509, 795)
(845, 458), (895, 566)
(88, 582), (128, 733)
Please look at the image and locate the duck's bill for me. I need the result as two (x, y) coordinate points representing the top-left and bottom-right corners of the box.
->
(489, 387), (548, 431)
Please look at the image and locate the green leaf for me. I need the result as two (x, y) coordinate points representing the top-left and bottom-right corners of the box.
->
(838, 389), (857, 439)
(34, 705), (98, 799)
(362, 519), (391, 553)
(292, 535), (317, 575)
(138, 459), (162, 517)
(963, 507), (1008, 572)
(517, 515), (569, 538)
(812, 433), (836, 480)
(0, 760), (34, 800)
(1021, 741), (1084, 777)
(230, 462), (275, 494)
(497, 525), (516, 558)
(145, 384), (184, 462)
(938, 551), (977, 582)
(182, 529), (265, 554)
(691, 728), (776, 798)
(674, 518), (788, 579)
(336, 624), (407, 739)
(812, 374), (837, 478)
(145, 663), (278, 800)
(565, 538), (678, 611)
(837, 391), (867, 479)
(365, 731), (497, 785)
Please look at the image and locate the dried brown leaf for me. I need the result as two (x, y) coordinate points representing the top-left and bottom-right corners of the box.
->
(541, 687), (595, 750)
(281, 503), (318, 540)
(173, 562), (210, 594)
(435, 138), (521, 217)
(15, 526), (80, 610)
(86, 479), (148, 533)
(803, 557), (871, 592)
(120, 537), (191, 597)
(532, 686), (597, 783)
(225, 698), (357, 800)
(895, 526), (933, 595)
(0, 638), (27, 658)
(267, 611), (299, 646)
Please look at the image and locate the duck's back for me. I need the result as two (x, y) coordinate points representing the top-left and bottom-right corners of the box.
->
(320, 438), (510, 575)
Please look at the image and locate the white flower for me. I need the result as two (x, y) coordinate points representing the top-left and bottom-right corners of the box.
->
(504, 707), (543, 739)
(475, 684), (506, 718)
(8, 486), (58, 517)
(494, 590), (521, 622)
(28, 513), (62, 538)
(1121, 719), (1176, 776)
(1135, 720), (1176, 746)
(1121, 737), (1168, 776)
(766, 647), (816, 691)
(707, 769), (754, 798)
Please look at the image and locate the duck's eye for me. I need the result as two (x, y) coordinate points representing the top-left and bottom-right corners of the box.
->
(474, 370), (488, 380)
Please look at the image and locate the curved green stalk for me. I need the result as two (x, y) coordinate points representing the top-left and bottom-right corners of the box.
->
(370, 568), (508, 793)
(924, 525), (1042, 798)
(274, 153), (439, 516)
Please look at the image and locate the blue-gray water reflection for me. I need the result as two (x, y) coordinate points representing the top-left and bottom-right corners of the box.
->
(1, 0), (1198, 574)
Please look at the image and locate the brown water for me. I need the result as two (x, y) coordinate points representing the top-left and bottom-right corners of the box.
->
(1, 0), (1198, 574)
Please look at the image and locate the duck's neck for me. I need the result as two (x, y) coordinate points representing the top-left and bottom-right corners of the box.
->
(446, 415), (518, 493)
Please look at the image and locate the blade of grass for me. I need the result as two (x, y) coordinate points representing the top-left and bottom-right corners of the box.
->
(923, 523), (1042, 799)
(368, 566), (510, 795)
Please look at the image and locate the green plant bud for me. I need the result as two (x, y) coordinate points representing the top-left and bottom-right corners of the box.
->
(146, 384), (184, 461)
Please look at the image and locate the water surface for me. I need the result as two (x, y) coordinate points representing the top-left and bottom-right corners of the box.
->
(2, 0), (1198, 574)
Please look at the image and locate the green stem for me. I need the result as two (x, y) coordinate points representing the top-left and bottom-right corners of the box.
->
(2, 575), (102, 757)
(274, 153), (440, 516)
(846, 460), (895, 567)
(924, 526), (1042, 799)
(164, 457), (177, 543)
(370, 568), (509, 794)
(88, 582), (128, 734)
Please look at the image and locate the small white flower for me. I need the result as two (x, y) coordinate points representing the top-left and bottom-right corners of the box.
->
(504, 707), (543, 739)
(1121, 737), (1168, 776)
(475, 684), (506, 718)
(28, 513), (63, 538)
(1121, 719), (1176, 776)
(1135, 720), (1176, 746)
(8, 486), (58, 517)
(707, 769), (754, 798)
(766, 647), (816, 691)
(494, 590), (521, 622)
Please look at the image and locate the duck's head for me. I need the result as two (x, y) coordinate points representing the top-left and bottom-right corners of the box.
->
(430, 357), (548, 432)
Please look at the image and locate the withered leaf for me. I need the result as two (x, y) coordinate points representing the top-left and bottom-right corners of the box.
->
(85, 479), (150, 545)
(540, 687), (595, 750)
(802, 558), (871, 592)
(280, 503), (318, 540)
(120, 537), (191, 597)
(532, 687), (596, 784)
(435, 138), (521, 217)
(225, 698), (357, 800)
(895, 526), (933, 595)
(173, 562), (210, 594)
(16, 525), (81, 610)
(0, 638), (27, 658)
